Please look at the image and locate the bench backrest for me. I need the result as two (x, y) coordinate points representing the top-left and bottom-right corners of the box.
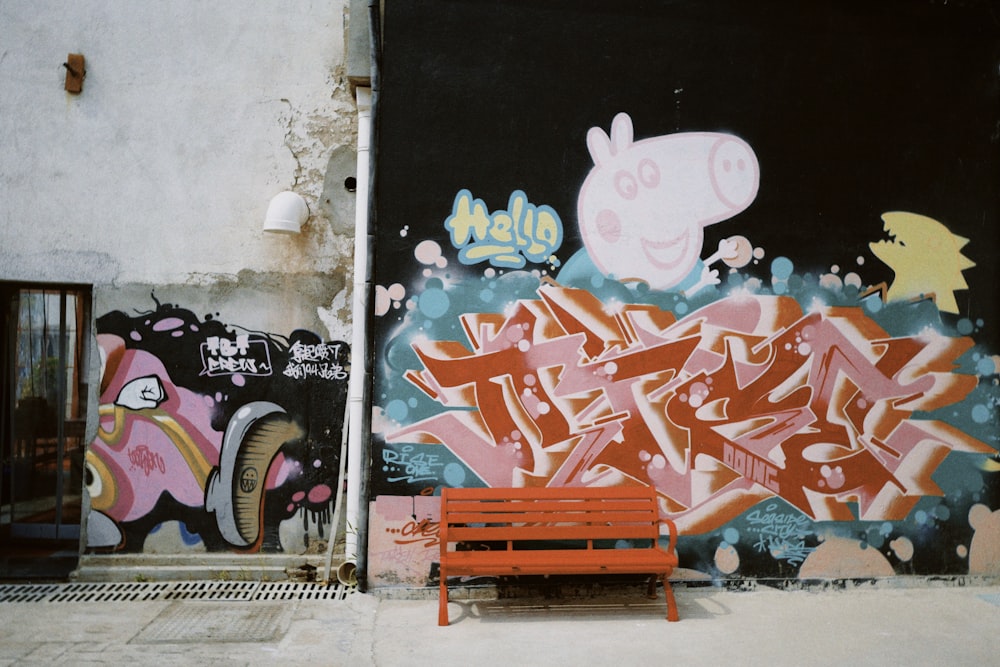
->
(440, 486), (662, 551)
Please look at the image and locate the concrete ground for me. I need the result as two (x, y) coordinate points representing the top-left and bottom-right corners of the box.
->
(0, 582), (997, 666)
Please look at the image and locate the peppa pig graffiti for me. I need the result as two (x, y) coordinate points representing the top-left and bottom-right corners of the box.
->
(561, 112), (759, 295)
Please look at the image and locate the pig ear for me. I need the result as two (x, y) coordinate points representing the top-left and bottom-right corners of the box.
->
(610, 113), (634, 154)
(586, 126), (613, 166)
(586, 113), (634, 166)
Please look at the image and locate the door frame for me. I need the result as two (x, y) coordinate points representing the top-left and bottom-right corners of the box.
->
(1, 281), (92, 543)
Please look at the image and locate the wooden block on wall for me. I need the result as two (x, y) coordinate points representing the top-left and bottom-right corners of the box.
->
(65, 53), (85, 93)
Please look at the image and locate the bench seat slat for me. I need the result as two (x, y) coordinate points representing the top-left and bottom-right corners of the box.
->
(448, 525), (659, 542)
(444, 548), (677, 576)
(444, 509), (658, 524)
(445, 487), (654, 500)
(446, 499), (655, 513)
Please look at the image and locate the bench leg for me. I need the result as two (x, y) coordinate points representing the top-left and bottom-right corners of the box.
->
(662, 574), (679, 622)
(439, 578), (450, 626)
(645, 574), (658, 599)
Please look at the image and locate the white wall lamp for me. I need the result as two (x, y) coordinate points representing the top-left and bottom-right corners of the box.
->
(264, 191), (309, 234)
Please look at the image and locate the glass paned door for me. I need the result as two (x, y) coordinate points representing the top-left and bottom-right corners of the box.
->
(2, 285), (90, 541)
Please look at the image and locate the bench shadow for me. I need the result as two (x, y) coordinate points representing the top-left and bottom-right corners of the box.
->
(445, 586), (730, 625)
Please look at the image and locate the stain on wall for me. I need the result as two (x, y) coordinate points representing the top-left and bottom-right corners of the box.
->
(369, 1), (1000, 586)
(85, 297), (349, 554)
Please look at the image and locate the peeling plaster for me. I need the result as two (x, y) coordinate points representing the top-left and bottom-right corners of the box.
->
(319, 287), (353, 343)
(98, 270), (347, 339)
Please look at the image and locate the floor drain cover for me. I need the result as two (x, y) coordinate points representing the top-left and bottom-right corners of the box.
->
(256, 581), (354, 601)
(0, 584), (62, 603)
(50, 582), (175, 602)
(164, 580), (260, 602)
(0, 580), (355, 603)
(131, 601), (290, 644)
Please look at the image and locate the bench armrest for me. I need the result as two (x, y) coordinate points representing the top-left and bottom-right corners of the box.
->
(658, 517), (678, 553)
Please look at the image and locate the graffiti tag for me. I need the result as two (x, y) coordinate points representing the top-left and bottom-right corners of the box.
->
(393, 518), (440, 548)
(382, 445), (444, 484)
(127, 445), (166, 476)
(746, 503), (815, 566)
(284, 341), (348, 380)
(200, 334), (272, 377)
(445, 189), (563, 269)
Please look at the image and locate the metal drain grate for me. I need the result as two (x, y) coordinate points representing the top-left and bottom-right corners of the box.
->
(256, 581), (355, 601)
(0, 580), (355, 603)
(0, 583), (64, 603)
(164, 580), (261, 602)
(50, 581), (176, 602)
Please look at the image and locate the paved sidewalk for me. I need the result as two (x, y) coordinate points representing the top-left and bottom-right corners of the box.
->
(0, 583), (997, 666)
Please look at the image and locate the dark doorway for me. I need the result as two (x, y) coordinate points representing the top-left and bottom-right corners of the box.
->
(1, 283), (91, 579)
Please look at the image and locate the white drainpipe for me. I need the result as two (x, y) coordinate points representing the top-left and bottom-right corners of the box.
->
(340, 85), (371, 585)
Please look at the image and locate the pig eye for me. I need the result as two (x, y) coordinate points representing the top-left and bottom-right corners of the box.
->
(614, 170), (638, 200)
(595, 209), (621, 243)
(638, 159), (660, 188)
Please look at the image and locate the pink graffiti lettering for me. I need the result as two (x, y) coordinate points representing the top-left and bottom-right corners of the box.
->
(723, 443), (779, 493)
(127, 445), (166, 476)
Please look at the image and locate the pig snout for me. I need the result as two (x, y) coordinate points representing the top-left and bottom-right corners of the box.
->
(709, 137), (759, 212)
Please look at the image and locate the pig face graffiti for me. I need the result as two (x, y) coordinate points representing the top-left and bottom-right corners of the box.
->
(576, 112), (760, 290)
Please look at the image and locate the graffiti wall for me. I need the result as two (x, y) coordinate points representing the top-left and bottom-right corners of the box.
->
(85, 297), (349, 554)
(369, 0), (1000, 586)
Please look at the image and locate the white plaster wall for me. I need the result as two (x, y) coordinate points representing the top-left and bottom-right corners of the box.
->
(0, 0), (356, 289)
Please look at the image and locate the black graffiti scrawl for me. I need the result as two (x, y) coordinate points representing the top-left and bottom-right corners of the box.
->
(85, 297), (349, 553)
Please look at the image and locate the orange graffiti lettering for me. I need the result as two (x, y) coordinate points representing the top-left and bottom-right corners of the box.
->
(389, 286), (991, 530)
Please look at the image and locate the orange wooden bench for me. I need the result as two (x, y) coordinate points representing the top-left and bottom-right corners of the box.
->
(438, 485), (679, 626)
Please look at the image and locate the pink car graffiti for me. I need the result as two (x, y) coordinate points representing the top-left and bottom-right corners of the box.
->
(86, 334), (296, 550)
